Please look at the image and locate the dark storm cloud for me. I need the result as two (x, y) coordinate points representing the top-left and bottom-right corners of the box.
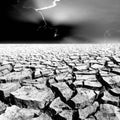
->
(1, 0), (120, 43)
(42, 0), (120, 43)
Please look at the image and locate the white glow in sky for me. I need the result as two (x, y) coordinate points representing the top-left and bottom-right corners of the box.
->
(21, 0), (120, 25)
(13, 0), (120, 42)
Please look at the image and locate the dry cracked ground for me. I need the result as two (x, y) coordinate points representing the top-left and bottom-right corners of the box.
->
(0, 44), (120, 120)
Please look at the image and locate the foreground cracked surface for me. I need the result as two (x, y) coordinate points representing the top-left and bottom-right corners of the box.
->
(0, 44), (120, 120)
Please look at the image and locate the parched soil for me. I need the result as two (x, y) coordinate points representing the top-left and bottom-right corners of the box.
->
(0, 44), (120, 120)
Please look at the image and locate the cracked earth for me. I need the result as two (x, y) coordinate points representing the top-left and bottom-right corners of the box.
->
(0, 44), (120, 120)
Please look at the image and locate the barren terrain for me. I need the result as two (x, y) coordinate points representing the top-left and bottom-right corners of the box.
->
(0, 44), (120, 120)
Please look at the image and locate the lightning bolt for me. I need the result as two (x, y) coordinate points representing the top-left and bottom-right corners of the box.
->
(35, 0), (61, 11)
(15, 0), (61, 37)
(34, 0), (61, 37)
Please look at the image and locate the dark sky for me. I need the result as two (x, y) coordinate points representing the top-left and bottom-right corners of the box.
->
(1, 0), (120, 43)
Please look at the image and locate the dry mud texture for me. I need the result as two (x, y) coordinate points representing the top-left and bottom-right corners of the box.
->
(0, 44), (120, 120)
